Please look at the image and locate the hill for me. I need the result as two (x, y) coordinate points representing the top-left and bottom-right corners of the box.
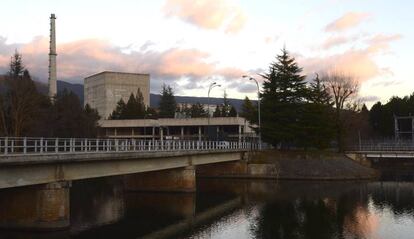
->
(2, 78), (254, 112)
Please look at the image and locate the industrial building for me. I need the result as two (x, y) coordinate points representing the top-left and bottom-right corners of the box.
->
(84, 71), (150, 119)
(99, 117), (255, 142)
(84, 72), (256, 142)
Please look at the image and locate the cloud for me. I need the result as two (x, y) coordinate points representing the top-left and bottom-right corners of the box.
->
(359, 95), (380, 103)
(0, 36), (246, 93)
(300, 33), (401, 82)
(321, 34), (363, 49)
(163, 0), (247, 33)
(325, 12), (370, 32)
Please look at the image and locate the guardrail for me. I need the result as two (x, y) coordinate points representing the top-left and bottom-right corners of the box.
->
(354, 140), (414, 152)
(0, 137), (257, 156)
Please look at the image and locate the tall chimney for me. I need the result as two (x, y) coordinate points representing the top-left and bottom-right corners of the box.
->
(48, 13), (57, 99)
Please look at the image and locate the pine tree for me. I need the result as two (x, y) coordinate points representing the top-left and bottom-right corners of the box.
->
(297, 74), (335, 148)
(229, 105), (237, 117)
(190, 103), (207, 118)
(109, 98), (127, 119)
(8, 50), (25, 80)
(260, 48), (308, 147)
(221, 91), (230, 117)
(159, 84), (177, 118)
(213, 105), (222, 117)
(240, 96), (256, 122)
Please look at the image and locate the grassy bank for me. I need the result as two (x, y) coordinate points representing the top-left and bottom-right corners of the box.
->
(250, 150), (379, 180)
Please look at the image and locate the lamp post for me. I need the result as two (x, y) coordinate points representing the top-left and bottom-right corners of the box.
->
(208, 82), (221, 140)
(242, 75), (261, 150)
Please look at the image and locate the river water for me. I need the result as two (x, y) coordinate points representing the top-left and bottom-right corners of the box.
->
(2, 179), (414, 239)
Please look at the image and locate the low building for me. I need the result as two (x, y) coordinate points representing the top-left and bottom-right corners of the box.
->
(99, 117), (256, 142)
(84, 71), (150, 119)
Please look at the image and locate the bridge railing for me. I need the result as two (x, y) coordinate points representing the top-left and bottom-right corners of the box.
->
(354, 140), (414, 152)
(0, 137), (257, 155)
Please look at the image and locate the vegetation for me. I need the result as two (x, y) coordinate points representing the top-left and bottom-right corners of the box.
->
(0, 51), (100, 137)
(158, 84), (177, 118)
(369, 94), (414, 138)
(109, 89), (153, 119)
(259, 48), (360, 150)
(212, 91), (238, 117)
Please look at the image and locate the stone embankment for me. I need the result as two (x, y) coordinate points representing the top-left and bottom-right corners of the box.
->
(198, 150), (379, 180)
(250, 150), (379, 180)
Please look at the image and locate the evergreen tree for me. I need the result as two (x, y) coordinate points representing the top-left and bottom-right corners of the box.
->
(8, 50), (24, 80)
(109, 98), (127, 119)
(298, 74), (335, 148)
(308, 73), (331, 105)
(190, 103), (207, 118)
(221, 90), (231, 117)
(124, 93), (139, 119)
(240, 96), (256, 122)
(229, 105), (237, 117)
(260, 48), (308, 147)
(213, 105), (222, 117)
(158, 84), (177, 118)
(83, 104), (101, 137)
(145, 107), (158, 119)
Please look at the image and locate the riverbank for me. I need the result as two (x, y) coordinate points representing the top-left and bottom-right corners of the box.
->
(250, 150), (379, 180)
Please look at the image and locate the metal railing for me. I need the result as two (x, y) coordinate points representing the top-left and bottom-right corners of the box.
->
(0, 137), (257, 156)
(354, 139), (414, 152)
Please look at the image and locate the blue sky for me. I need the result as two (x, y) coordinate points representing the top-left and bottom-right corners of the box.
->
(0, 0), (412, 105)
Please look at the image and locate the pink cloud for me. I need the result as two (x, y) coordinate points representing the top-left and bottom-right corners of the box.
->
(325, 12), (370, 32)
(0, 36), (245, 93)
(300, 33), (401, 82)
(163, 0), (247, 33)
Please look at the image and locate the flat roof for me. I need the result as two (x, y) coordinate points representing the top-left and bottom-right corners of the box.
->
(99, 117), (250, 128)
(85, 71), (150, 79)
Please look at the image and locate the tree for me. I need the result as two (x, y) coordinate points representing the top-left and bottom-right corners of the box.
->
(109, 98), (127, 119)
(221, 90), (231, 117)
(321, 72), (359, 151)
(190, 103), (207, 118)
(240, 96), (256, 122)
(297, 74), (335, 149)
(213, 105), (222, 117)
(145, 107), (158, 119)
(260, 48), (308, 147)
(108, 88), (146, 120)
(229, 105), (237, 117)
(1, 52), (43, 136)
(52, 90), (87, 138)
(158, 84), (176, 118)
(83, 104), (101, 137)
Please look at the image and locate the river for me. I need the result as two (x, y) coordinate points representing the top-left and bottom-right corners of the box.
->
(1, 179), (414, 239)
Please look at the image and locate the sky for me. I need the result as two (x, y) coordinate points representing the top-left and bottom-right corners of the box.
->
(0, 0), (412, 105)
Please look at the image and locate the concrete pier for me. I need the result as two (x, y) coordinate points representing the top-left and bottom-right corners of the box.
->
(0, 182), (70, 230)
(70, 177), (124, 233)
(124, 166), (196, 193)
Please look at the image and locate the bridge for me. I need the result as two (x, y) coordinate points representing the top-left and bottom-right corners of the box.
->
(0, 137), (257, 231)
(348, 140), (414, 159)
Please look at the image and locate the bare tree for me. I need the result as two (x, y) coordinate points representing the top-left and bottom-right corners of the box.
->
(321, 72), (359, 151)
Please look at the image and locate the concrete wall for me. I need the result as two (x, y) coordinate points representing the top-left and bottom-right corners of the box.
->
(124, 166), (196, 192)
(84, 71), (150, 119)
(0, 182), (70, 230)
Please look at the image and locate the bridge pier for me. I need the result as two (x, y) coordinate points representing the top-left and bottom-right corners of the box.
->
(124, 166), (196, 193)
(0, 181), (70, 231)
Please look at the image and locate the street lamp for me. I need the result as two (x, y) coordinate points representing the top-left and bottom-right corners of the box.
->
(242, 75), (262, 150)
(208, 82), (221, 140)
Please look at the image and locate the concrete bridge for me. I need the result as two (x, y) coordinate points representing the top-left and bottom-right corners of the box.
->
(0, 137), (256, 231)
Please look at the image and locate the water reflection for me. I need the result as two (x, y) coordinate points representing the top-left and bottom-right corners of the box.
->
(2, 180), (414, 239)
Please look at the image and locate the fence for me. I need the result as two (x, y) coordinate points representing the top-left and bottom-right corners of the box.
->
(0, 137), (257, 156)
(355, 139), (414, 152)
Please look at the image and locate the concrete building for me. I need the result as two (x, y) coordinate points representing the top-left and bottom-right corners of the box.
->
(99, 117), (256, 142)
(84, 71), (150, 119)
